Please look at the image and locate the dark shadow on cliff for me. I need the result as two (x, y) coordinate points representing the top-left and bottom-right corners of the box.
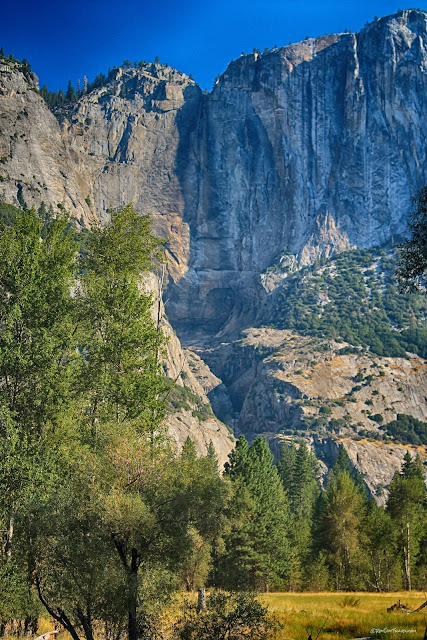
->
(168, 81), (279, 344)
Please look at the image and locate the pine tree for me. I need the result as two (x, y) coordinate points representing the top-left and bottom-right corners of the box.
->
(206, 440), (219, 473)
(218, 437), (291, 590)
(181, 436), (198, 462)
(57, 89), (65, 107)
(40, 84), (49, 103)
(329, 445), (368, 497)
(65, 80), (76, 103)
(224, 435), (249, 480)
(289, 443), (320, 587)
(276, 441), (297, 494)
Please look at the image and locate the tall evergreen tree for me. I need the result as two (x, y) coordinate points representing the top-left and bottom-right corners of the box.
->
(276, 442), (320, 587)
(224, 435), (249, 480)
(218, 437), (291, 590)
(329, 445), (368, 497)
(66, 80), (77, 103)
(276, 441), (297, 494)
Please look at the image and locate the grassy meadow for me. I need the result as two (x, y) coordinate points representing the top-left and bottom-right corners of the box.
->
(262, 592), (427, 640)
(28, 591), (427, 640)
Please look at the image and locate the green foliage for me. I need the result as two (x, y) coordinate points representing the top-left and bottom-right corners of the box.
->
(386, 453), (426, 590)
(397, 186), (427, 292)
(339, 595), (361, 608)
(0, 207), (77, 433)
(167, 382), (213, 421)
(0, 202), (21, 226)
(276, 442), (320, 588)
(175, 591), (279, 640)
(0, 206), (78, 628)
(65, 80), (77, 103)
(314, 471), (367, 590)
(380, 414), (427, 445)
(39, 58), (180, 112)
(361, 500), (400, 591)
(0, 202), (199, 640)
(219, 437), (291, 590)
(77, 204), (166, 435)
(275, 248), (427, 358)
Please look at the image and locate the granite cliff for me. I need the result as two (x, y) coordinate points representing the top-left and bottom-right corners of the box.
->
(0, 9), (426, 480)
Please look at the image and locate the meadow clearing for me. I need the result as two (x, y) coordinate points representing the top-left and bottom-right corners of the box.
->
(262, 592), (427, 640)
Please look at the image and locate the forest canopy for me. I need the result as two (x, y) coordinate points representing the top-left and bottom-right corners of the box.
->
(0, 204), (425, 640)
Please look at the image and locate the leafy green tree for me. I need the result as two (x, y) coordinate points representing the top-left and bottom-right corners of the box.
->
(386, 452), (426, 590)
(175, 437), (230, 592)
(32, 453), (128, 640)
(397, 186), (427, 292)
(0, 208), (77, 559)
(73, 204), (169, 640)
(315, 471), (366, 590)
(361, 501), (399, 591)
(77, 203), (165, 440)
(0, 207), (78, 630)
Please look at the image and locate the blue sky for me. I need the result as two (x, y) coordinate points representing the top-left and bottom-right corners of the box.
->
(1, 0), (426, 92)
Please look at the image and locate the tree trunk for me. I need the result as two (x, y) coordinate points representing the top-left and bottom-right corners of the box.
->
(23, 617), (38, 637)
(127, 549), (139, 640)
(197, 589), (206, 613)
(34, 576), (81, 640)
(76, 608), (94, 640)
(5, 514), (14, 561)
(404, 522), (411, 591)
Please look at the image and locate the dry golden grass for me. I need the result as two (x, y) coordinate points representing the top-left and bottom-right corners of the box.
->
(262, 592), (427, 640)
(3, 592), (426, 640)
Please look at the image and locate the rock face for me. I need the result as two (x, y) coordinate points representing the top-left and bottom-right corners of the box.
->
(191, 327), (427, 435)
(268, 433), (427, 504)
(1, 10), (427, 481)
(145, 273), (234, 466)
(0, 58), (235, 463)
(2, 12), (427, 336)
(168, 10), (427, 336)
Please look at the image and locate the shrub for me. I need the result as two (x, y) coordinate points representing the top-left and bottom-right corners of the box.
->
(381, 414), (427, 445)
(174, 591), (279, 640)
(339, 595), (361, 608)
